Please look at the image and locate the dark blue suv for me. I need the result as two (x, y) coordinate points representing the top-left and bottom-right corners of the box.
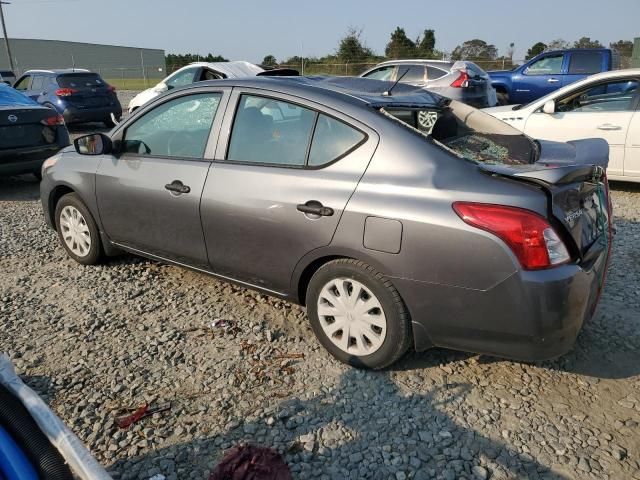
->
(13, 69), (122, 127)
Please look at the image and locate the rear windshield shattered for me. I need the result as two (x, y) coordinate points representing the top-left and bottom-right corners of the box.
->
(57, 74), (105, 88)
(381, 100), (537, 165)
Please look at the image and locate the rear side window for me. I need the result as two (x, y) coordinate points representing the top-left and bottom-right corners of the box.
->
(228, 95), (316, 166)
(123, 93), (221, 158)
(57, 74), (104, 88)
(568, 51), (602, 75)
(308, 115), (365, 166)
(31, 75), (45, 91)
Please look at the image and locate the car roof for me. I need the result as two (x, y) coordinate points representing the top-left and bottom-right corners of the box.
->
(375, 59), (454, 69)
(23, 69), (92, 75)
(189, 75), (446, 109)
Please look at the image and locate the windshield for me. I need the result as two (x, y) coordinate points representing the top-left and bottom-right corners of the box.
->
(381, 99), (536, 165)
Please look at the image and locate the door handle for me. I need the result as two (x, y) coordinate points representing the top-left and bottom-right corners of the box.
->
(547, 78), (560, 83)
(297, 200), (334, 217)
(164, 180), (191, 194)
(597, 124), (622, 131)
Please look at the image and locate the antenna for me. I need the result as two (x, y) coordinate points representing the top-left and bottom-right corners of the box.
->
(382, 67), (410, 96)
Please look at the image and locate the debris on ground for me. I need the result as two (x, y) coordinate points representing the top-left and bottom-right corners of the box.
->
(209, 444), (292, 480)
(115, 402), (171, 429)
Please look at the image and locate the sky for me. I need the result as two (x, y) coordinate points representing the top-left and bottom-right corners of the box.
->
(3, 0), (640, 63)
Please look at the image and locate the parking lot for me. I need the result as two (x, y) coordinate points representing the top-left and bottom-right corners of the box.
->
(0, 93), (638, 480)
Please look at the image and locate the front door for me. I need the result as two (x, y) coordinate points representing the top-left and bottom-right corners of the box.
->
(625, 111), (640, 177)
(524, 78), (639, 177)
(200, 91), (377, 293)
(512, 52), (566, 104)
(96, 89), (228, 267)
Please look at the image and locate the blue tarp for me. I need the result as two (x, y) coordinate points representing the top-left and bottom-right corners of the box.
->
(0, 85), (38, 107)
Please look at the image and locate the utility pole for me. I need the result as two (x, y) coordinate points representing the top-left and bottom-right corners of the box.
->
(0, 1), (15, 73)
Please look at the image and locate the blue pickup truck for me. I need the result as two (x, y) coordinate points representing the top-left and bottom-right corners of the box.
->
(488, 48), (620, 105)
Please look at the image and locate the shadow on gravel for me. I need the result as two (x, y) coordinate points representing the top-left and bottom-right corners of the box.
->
(108, 369), (568, 480)
(0, 175), (41, 201)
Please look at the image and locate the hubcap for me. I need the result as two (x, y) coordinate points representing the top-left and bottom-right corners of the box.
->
(417, 110), (438, 132)
(317, 277), (387, 356)
(59, 206), (91, 257)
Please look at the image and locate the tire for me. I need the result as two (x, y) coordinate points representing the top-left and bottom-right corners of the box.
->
(103, 116), (118, 128)
(497, 91), (510, 106)
(54, 193), (103, 265)
(306, 259), (412, 369)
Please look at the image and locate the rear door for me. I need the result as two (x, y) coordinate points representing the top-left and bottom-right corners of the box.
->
(200, 89), (378, 293)
(563, 51), (604, 87)
(512, 52), (566, 103)
(624, 110), (640, 178)
(524, 77), (639, 176)
(96, 88), (229, 267)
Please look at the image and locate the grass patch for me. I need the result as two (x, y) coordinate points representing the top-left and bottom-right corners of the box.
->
(104, 78), (156, 90)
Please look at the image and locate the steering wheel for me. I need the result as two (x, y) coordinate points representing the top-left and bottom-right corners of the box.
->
(167, 131), (200, 157)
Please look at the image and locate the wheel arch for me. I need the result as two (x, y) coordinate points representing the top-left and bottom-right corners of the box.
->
(47, 184), (76, 228)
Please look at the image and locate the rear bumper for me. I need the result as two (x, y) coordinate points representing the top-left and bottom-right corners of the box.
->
(0, 145), (63, 176)
(396, 241), (608, 361)
(62, 105), (122, 124)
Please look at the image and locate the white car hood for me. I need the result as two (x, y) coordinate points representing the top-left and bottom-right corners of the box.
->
(483, 104), (524, 115)
(128, 87), (159, 111)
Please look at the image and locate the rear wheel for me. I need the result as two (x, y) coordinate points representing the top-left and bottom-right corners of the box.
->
(54, 193), (103, 265)
(306, 259), (412, 369)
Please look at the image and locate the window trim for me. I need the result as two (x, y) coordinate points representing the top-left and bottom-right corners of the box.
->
(539, 77), (640, 114)
(119, 89), (227, 162)
(223, 92), (369, 170)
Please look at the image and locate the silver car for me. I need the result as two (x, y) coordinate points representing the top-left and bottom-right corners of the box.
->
(40, 77), (612, 369)
(361, 60), (498, 114)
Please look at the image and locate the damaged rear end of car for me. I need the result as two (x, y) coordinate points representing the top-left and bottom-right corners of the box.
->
(375, 96), (613, 361)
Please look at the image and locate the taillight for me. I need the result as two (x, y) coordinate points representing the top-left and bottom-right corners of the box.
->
(107, 85), (116, 93)
(41, 114), (65, 126)
(450, 71), (469, 88)
(453, 202), (570, 270)
(55, 88), (77, 97)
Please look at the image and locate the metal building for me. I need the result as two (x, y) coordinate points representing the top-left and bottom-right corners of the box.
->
(0, 38), (166, 80)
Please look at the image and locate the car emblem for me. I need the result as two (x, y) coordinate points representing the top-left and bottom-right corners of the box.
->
(8, 114), (17, 123)
(565, 209), (584, 223)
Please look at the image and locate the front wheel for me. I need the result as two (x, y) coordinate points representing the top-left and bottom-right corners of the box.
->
(496, 91), (510, 106)
(306, 259), (412, 369)
(55, 193), (103, 265)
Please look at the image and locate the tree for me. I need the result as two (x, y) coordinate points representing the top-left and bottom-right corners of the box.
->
(337, 27), (374, 62)
(610, 40), (634, 57)
(526, 42), (547, 59)
(451, 39), (498, 61)
(165, 52), (228, 70)
(262, 55), (277, 67)
(385, 27), (417, 59)
(546, 39), (570, 51)
(573, 37), (604, 49)
(417, 29), (436, 57)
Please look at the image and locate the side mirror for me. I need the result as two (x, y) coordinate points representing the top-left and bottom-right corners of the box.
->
(542, 100), (556, 114)
(74, 133), (112, 156)
(153, 82), (169, 93)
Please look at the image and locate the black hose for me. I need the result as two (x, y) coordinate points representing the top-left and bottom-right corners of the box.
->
(0, 384), (74, 480)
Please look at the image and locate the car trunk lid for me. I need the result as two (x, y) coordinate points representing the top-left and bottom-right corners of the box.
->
(56, 73), (114, 108)
(479, 138), (612, 259)
(0, 106), (60, 150)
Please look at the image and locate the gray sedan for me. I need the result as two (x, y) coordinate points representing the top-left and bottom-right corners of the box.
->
(40, 77), (612, 369)
(361, 60), (498, 112)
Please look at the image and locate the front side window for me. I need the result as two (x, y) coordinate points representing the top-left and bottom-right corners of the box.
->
(397, 65), (426, 83)
(383, 100), (536, 166)
(364, 66), (395, 81)
(568, 52), (602, 75)
(14, 75), (31, 91)
(309, 115), (365, 166)
(556, 79), (639, 113)
(227, 95), (316, 166)
(166, 68), (199, 89)
(123, 93), (221, 158)
(526, 54), (563, 75)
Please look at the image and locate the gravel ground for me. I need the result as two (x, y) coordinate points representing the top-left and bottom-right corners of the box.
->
(1, 93), (639, 480)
